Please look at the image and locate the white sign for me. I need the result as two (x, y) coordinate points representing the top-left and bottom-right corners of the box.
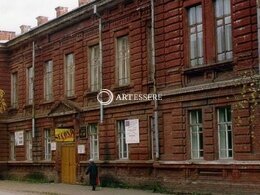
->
(51, 142), (56, 151)
(15, 131), (24, 146)
(78, 145), (85, 154)
(125, 119), (140, 144)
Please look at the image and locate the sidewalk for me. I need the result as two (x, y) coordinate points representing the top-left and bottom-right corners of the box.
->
(0, 181), (166, 195)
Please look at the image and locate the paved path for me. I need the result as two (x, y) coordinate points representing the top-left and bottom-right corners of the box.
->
(0, 181), (166, 195)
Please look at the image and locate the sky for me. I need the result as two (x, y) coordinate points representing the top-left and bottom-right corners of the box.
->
(0, 0), (79, 35)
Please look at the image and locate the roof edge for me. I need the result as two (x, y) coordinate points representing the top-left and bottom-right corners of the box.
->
(6, 0), (114, 47)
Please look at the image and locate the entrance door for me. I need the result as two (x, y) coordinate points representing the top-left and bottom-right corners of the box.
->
(61, 145), (76, 184)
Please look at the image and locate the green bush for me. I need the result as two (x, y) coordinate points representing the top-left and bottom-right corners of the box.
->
(100, 175), (128, 188)
(23, 172), (49, 183)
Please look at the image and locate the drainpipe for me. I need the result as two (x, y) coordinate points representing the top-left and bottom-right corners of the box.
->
(32, 41), (35, 138)
(94, 5), (103, 123)
(257, 0), (260, 74)
(151, 0), (159, 160)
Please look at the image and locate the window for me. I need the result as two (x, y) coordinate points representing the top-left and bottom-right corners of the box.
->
(89, 45), (101, 91)
(116, 36), (130, 86)
(27, 67), (33, 105)
(88, 124), (99, 160)
(44, 128), (51, 161)
(218, 107), (232, 159)
(65, 53), (75, 97)
(190, 110), (203, 159)
(25, 131), (32, 161)
(215, 0), (232, 61)
(188, 5), (203, 66)
(10, 133), (15, 160)
(117, 120), (128, 159)
(11, 73), (18, 108)
(44, 60), (53, 101)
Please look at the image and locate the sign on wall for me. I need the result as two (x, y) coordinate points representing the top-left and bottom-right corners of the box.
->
(125, 119), (140, 144)
(77, 144), (85, 154)
(55, 128), (75, 142)
(51, 142), (56, 151)
(15, 131), (24, 146)
(79, 126), (87, 138)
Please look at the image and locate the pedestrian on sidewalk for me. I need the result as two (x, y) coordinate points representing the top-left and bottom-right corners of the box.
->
(86, 159), (98, 191)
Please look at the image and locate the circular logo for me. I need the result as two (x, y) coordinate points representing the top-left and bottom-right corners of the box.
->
(97, 89), (114, 106)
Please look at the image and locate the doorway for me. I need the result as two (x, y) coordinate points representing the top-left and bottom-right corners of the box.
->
(61, 144), (76, 184)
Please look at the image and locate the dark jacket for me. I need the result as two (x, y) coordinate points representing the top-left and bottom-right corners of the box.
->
(86, 162), (98, 185)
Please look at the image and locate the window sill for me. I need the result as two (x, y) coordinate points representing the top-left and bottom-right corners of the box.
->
(23, 104), (32, 109)
(8, 107), (18, 111)
(113, 83), (133, 91)
(183, 60), (234, 74)
(66, 95), (77, 100)
(40, 100), (54, 105)
(84, 90), (98, 97)
(142, 80), (154, 86)
(37, 160), (55, 164)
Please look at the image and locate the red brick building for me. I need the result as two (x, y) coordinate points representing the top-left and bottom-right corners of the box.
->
(0, 0), (260, 192)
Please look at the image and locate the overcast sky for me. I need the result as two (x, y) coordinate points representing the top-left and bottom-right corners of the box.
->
(0, 0), (79, 35)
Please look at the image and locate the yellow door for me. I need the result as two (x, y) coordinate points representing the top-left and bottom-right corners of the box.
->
(61, 145), (76, 184)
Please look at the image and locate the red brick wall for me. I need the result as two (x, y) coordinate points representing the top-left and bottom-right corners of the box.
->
(0, 0), (260, 189)
(0, 123), (8, 161)
(0, 47), (10, 107)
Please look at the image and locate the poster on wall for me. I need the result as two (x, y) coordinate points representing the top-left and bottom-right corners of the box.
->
(77, 145), (85, 154)
(125, 119), (140, 144)
(55, 128), (75, 142)
(15, 131), (24, 146)
(51, 142), (56, 151)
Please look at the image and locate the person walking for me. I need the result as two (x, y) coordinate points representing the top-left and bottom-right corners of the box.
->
(86, 159), (98, 191)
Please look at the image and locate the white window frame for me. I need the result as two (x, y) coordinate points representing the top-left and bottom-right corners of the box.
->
(116, 36), (130, 86)
(188, 5), (204, 66)
(218, 107), (233, 159)
(11, 73), (18, 108)
(89, 45), (101, 92)
(44, 128), (52, 161)
(88, 124), (99, 160)
(10, 133), (16, 161)
(25, 131), (32, 161)
(65, 53), (75, 97)
(44, 60), (53, 101)
(27, 67), (33, 105)
(117, 120), (128, 159)
(215, 0), (232, 61)
(190, 110), (203, 159)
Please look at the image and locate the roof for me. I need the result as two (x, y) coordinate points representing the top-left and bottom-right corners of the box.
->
(5, 0), (116, 47)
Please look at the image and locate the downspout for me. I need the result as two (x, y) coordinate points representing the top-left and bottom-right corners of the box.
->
(32, 41), (35, 138)
(94, 5), (103, 123)
(257, 0), (260, 74)
(99, 17), (103, 124)
(151, 0), (159, 159)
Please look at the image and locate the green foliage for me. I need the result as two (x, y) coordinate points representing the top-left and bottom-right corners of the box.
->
(23, 172), (49, 183)
(100, 175), (128, 188)
(99, 175), (210, 194)
(234, 71), (260, 127)
(0, 89), (6, 113)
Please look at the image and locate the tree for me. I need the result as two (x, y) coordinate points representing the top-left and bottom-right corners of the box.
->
(0, 89), (6, 113)
(233, 70), (260, 127)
